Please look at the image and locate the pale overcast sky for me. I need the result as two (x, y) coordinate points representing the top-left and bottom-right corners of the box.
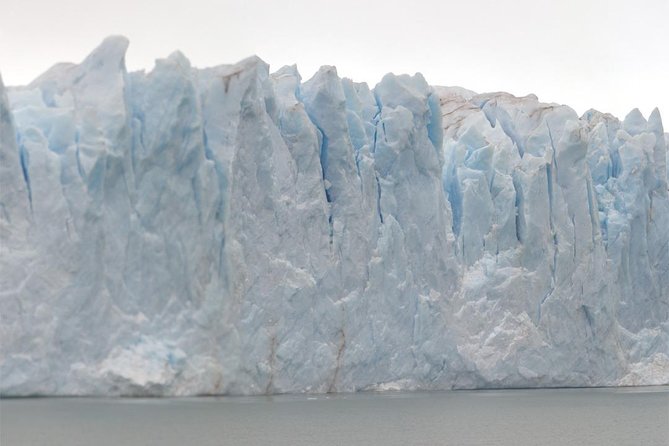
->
(1, 0), (667, 119)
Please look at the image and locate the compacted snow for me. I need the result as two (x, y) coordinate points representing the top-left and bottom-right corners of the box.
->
(1, 37), (667, 395)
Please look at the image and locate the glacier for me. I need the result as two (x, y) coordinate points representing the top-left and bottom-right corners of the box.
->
(0, 36), (667, 396)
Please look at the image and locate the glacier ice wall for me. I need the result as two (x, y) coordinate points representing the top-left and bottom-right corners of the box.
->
(1, 37), (667, 395)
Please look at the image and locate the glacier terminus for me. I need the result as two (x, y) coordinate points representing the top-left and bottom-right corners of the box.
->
(0, 36), (667, 396)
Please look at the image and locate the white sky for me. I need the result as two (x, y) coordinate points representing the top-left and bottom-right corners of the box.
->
(1, 0), (667, 119)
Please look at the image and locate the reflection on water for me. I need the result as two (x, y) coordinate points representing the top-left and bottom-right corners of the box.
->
(2, 387), (668, 446)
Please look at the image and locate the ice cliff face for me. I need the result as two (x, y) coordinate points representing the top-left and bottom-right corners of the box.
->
(1, 37), (667, 395)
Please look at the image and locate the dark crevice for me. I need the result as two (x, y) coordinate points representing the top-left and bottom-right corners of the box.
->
(310, 125), (331, 203)
(327, 214), (334, 246)
(462, 231), (466, 261)
(582, 305), (594, 335)
(375, 174), (384, 224)
(371, 126), (378, 154)
(18, 143), (33, 213)
(546, 163), (555, 234)
(202, 127), (213, 161)
(512, 173), (524, 244)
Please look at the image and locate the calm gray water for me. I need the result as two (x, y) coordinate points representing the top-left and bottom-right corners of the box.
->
(1, 387), (668, 446)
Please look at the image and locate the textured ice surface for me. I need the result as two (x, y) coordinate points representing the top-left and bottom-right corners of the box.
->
(1, 37), (667, 395)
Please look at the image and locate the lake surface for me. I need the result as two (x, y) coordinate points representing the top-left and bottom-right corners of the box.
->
(2, 387), (668, 446)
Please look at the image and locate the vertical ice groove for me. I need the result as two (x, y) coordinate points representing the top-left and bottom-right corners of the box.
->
(546, 160), (558, 285)
(375, 173), (384, 224)
(18, 142), (33, 212)
(512, 172), (524, 243)
(443, 145), (463, 237)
